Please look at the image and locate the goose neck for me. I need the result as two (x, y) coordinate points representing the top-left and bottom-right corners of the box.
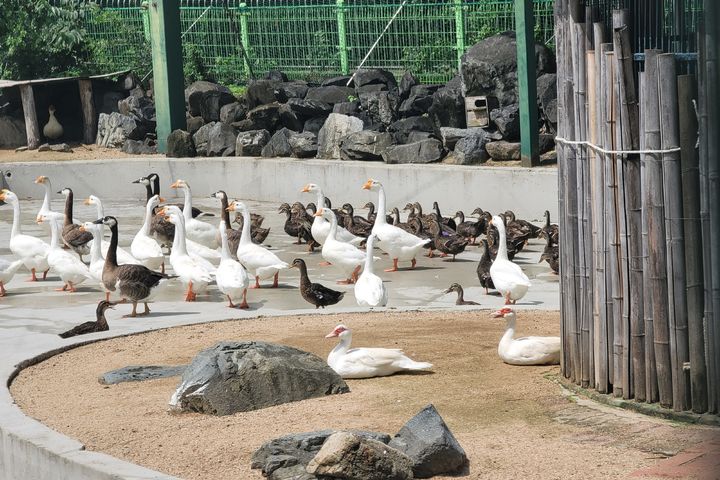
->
(63, 191), (73, 226)
(239, 205), (253, 245)
(142, 200), (155, 236)
(219, 226), (232, 260)
(374, 186), (387, 226)
(495, 221), (509, 260)
(220, 196), (232, 229)
(171, 215), (189, 256)
(48, 219), (60, 249)
(90, 227), (103, 264)
(364, 236), (375, 272)
(41, 181), (52, 213)
(181, 185), (193, 221)
(329, 334), (352, 361)
(10, 199), (21, 237)
(326, 211), (338, 241)
(105, 223), (119, 268)
(501, 315), (516, 345)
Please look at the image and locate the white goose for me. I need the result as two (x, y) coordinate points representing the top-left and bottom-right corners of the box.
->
(489, 215), (531, 304)
(354, 235), (388, 307)
(325, 324), (433, 379)
(84, 194), (141, 266)
(492, 308), (560, 365)
(362, 179), (429, 271)
(227, 201), (288, 288)
(0, 258), (24, 296)
(216, 222), (250, 308)
(159, 206), (215, 301)
(316, 208), (374, 284)
(34, 175), (56, 224)
(38, 214), (92, 292)
(170, 179), (219, 249)
(0, 189), (50, 281)
(43, 105), (63, 139)
(130, 195), (166, 273)
(80, 221), (106, 288)
(301, 183), (363, 246)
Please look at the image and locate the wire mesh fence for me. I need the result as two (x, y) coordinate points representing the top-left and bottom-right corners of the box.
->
(82, 0), (555, 84)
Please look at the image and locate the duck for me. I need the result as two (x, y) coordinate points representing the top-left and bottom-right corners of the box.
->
(432, 201), (457, 231)
(325, 324), (433, 379)
(476, 239), (495, 294)
(170, 179), (219, 249)
(431, 216), (468, 260)
(0, 257), (23, 297)
(43, 105), (63, 140)
(38, 214), (92, 292)
(539, 210), (559, 245)
(291, 202), (318, 251)
(211, 191), (242, 258)
(132, 175), (174, 248)
(341, 203), (373, 238)
(505, 210), (542, 239)
(158, 206), (216, 301)
(362, 179), (430, 272)
(227, 201), (288, 288)
(290, 258), (344, 309)
(279, 202), (312, 245)
(391, 207), (416, 234)
(58, 300), (116, 339)
(489, 215), (531, 304)
(234, 209), (271, 244)
(444, 283), (479, 305)
(0, 189), (50, 281)
(83, 194), (141, 265)
(216, 222), (250, 309)
(492, 308), (560, 365)
(131, 195), (166, 273)
(408, 216), (436, 257)
(354, 235), (388, 307)
(454, 210), (484, 245)
(363, 201), (393, 224)
(80, 221), (109, 292)
(301, 183), (363, 246)
(57, 187), (93, 260)
(486, 221), (522, 261)
(315, 208), (373, 284)
(540, 233), (559, 274)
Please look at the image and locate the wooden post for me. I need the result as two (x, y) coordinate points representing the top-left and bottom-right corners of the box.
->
(679, 74), (708, 413)
(18, 84), (41, 150)
(78, 79), (97, 145)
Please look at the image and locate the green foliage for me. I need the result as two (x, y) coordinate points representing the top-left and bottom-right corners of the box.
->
(182, 43), (208, 85)
(83, 6), (152, 75)
(401, 38), (456, 80)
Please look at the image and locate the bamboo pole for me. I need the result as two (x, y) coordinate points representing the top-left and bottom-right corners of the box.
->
(678, 74), (706, 413)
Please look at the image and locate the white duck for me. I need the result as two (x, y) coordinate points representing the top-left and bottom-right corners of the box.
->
(0, 258), (24, 297)
(159, 206), (215, 301)
(227, 201), (288, 288)
(130, 195), (166, 273)
(316, 208), (375, 284)
(489, 215), (531, 304)
(492, 308), (560, 365)
(301, 183), (363, 246)
(0, 189), (50, 281)
(170, 179), (219, 249)
(216, 222), (250, 308)
(325, 324), (433, 379)
(38, 214), (92, 292)
(84, 194), (141, 266)
(362, 179), (429, 271)
(354, 234), (388, 307)
(43, 105), (63, 140)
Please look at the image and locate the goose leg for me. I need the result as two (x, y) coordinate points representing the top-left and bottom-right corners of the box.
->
(143, 303), (151, 315)
(29, 268), (38, 282)
(56, 283), (69, 292)
(226, 295), (236, 308)
(272, 272), (279, 288)
(68, 281), (77, 293)
(251, 276), (261, 289)
(384, 258), (399, 272)
(184, 282), (196, 301)
(124, 302), (138, 318)
(238, 290), (249, 309)
(319, 261), (332, 266)
(161, 263), (165, 275)
(426, 250), (434, 258)
(411, 258), (417, 269)
(0, 281), (5, 296)
(504, 293), (512, 305)
(351, 265), (361, 283)
(105, 291), (110, 302)
(43, 269), (49, 280)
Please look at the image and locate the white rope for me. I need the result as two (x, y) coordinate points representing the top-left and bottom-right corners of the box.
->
(555, 136), (681, 156)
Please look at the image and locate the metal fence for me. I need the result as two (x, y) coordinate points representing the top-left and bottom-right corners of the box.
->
(82, 0), (555, 84)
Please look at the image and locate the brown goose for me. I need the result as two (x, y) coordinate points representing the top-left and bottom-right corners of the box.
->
(291, 258), (344, 309)
(91, 216), (172, 317)
(58, 300), (115, 338)
(444, 283), (480, 305)
(211, 190), (241, 258)
(58, 187), (92, 261)
(476, 239), (495, 294)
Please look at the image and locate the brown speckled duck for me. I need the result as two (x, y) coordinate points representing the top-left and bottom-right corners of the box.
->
(444, 283), (480, 305)
(291, 258), (344, 309)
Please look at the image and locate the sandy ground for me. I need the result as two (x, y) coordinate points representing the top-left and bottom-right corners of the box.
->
(11, 310), (716, 480)
(0, 145), (163, 162)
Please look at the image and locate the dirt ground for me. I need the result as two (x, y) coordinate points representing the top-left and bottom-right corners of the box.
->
(0, 145), (163, 162)
(10, 310), (715, 480)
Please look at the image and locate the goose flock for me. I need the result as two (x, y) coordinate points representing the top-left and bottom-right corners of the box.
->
(0, 173), (562, 372)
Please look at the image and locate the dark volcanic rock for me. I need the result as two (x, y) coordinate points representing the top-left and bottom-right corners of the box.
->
(439, 127), (469, 150)
(306, 85), (355, 105)
(286, 98), (333, 120)
(288, 131), (318, 158)
(333, 100), (360, 116)
(383, 138), (443, 164)
(303, 115), (329, 135)
(355, 84), (387, 95)
(167, 129), (196, 157)
(207, 122), (237, 156)
(121, 139), (157, 155)
(247, 79), (279, 109)
(485, 140), (521, 160)
(353, 68), (397, 89)
(388, 115), (437, 144)
(98, 91), (125, 115)
(536, 72), (558, 127)
(234, 103), (282, 132)
(317, 113), (364, 159)
(264, 70), (288, 82)
(490, 104), (520, 140)
(118, 94), (156, 128)
(278, 104), (303, 132)
(275, 81), (310, 102)
(185, 80), (231, 116)
(428, 77), (466, 129)
(186, 116), (204, 135)
(96, 112), (145, 147)
(199, 90), (236, 123)
(443, 130), (489, 165)
(539, 133), (555, 154)
(388, 404), (468, 478)
(99, 365), (186, 385)
(192, 121), (215, 156)
(359, 90), (399, 127)
(0, 115), (26, 148)
(398, 70), (419, 101)
(169, 341), (348, 416)
(236, 129), (270, 156)
(340, 130), (393, 161)
(261, 128), (293, 157)
(321, 75), (354, 88)
(220, 101), (248, 124)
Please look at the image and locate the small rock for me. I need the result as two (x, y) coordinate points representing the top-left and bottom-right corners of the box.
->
(264, 70), (288, 82)
(261, 128), (294, 157)
(0, 115), (26, 148)
(340, 131), (393, 161)
(539, 133), (556, 154)
(321, 75), (355, 88)
(288, 131), (318, 158)
(428, 79), (466, 129)
(303, 116), (329, 135)
(220, 101), (248, 124)
(286, 98), (333, 120)
(485, 140), (520, 160)
(99, 365), (186, 385)
(540, 149), (557, 165)
(332, 101), (360, 116)
(439, 127), (470, 150)
(355, 84), (387, 95)
(306, 86), (355, 105)
(316, 113), (364, 159)
(247, 79), (279, 109)
(398, 70), (418, 101)
(192, 122), (216, 156)
(96, 112), (145, 148)
(14, 146), (28, 152)
(199, 90), (236, 123)
(37, 143), (50, 152)
(118, 94), (156, 128)
(167, 129), (196, 157)
(388, 404), (468, 478)
(275, 81), (310, 102)
(234, 103), (282, 132)
(49, 143), (72, 154)
(490, 104), (520, 141)
(236, 129), (270, 157)
(121, 139), (155, 155)
(359, 90), (399, 127)
(383, 138), (444, 164)
(279, 104), (303, 132)
(186, 116), (204, 135)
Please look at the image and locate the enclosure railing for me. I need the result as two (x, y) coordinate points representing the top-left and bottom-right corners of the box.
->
(83, 0), (555, 84)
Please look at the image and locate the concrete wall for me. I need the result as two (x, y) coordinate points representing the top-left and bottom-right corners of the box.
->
(0, 157), (558, 220)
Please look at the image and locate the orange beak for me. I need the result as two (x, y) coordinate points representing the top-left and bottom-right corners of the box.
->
(314, 208), (324, 217)
(158, 196), (165, 203)
(34, 176), (45, 184)
(36, 216), (44, 224)
(226, 203), (236, 212)
(0, 190), (7, 201)
(301, 184), (311, 193)
(361, 179), (373, 190)
(83, 198), (92, 205)
(79, 225), (86, 232)
(170, 180), (181, 189)
(156, 207), (168, 217)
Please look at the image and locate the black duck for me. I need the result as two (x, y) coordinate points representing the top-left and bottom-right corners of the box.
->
(291, 258), (344, 309)
(444, 283), (480, 305)
(540, 233), (559, 273)
(432, 217), (468, 260)
(454, 210), (484, 244)
(59, 300), (115, 338)
(432, 201), (457, 231)
(476, 239), (495, 294)
(341, 203), (373, 237)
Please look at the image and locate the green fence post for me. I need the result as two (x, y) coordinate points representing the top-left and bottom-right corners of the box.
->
(515, 0), (539, 167)
(148, 0), (186, 153)
(239, 3), (252, 79)
(337, 0), (349, 75)
(453, 0), (466, 70)
(141, 1), (151, 41)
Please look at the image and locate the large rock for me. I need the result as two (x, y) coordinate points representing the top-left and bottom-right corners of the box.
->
(398, 84), (441, 118)
(186, 116), (204, 135)
(275, 81), (310, 102)
(383, 138), (444, 164)
(461, 31), (555, 106)
(340, 131), (393, 161)
(485, 140), (520, 160)
(169, 341), (348, 415)
(428, 77), (466, 128)
(198, 90), (234, 123)
(121, 139), (157, 155)
(264, 70), (288, 82)
(317, 113), (364, 159)
(306, 86), (355, 105)
(322, 75), (354, 88)
(388, 404), (468, 478)
(166, 129), (196, 157)
(118, 94), (156, 128)
(236, 129), (270, 156)
(96, 112), (145, 148)
(536, 73), (558, 127)
(353, 68), (397, 90)
(439, 127), (469, 150)
(288, 131), (318, 158)
(359, 90), (398, 127)
(220, 101), (248, 124)
(307, 431), (413, 480)
(0, 115), (26, 148)
(333, 100), (360, 116)
(490, 104), (520, 140)
(246, 79), (279, 109)
(234, 103), (282, 132)
(443, 130), (489, 165)
(398, 70), (419, 101)
(192, 121), (216, 156)
(286, 98), (333, 120)
(185, 80), (231, 116)
(206, 122), (237, 156)
(278, 104), (303, 132)
(388, 116), (437, 144)
(303, 116), (329, 135)
(261, 128), (293, 157)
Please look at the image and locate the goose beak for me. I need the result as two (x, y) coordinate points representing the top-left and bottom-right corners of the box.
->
(36, 216), (43, 224)
(361, 179), (373, 190)
(158, 197), (165, 203)
(325, 331), (339, 338)
(34, 176), (45, 184)
(313, 208), (324, 217)
(226, 203), (236, 212)
(131, 178), (141, 184)
(210, 192), (218, 198)
(443, 287), (452, 294)
(170, 180), (181, 189)
(301, 184), (311, 193)
(92, 218), (104, 224)
(56, 190), (62, 194)
(0, 190), (7, 201)
(83, 198), (92, 205)
(79, 225), (86, 232)
(156, 207), (168, 217)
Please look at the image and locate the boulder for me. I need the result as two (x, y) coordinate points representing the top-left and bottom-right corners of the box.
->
(485, 140), (521, 160)
(398, 70), (419, 101)
(383, 138), (444, 164)
(539, 133), (555, 154)
(461, 31), (555, 106)
(443, 131), (489, 165)
(264, 70), (288, 82)
(234, 103), (282, 132)
(428, 77), (466, 128)
(192, 121), (216, 156)
(236, 129), (270, 157)
(353, 68), (397, 89)
(322, 75), (355, 88)
(186, 116), (204, 135)
(439, 127), (469, 150)
(118, 94), (156, 128)
(98, 91), (125, 115)
(169, 341), (348, 415)
(316, 113), (364, 159)
(121, 139), (157, 155)
(340, 131), (393, 161)
(261, 128), (293, 158)
(490, 104), (520, 140)
(99, 365), (186, 385)
(275, 81), (310, 102)
(388, 116), (437, 144)
(278, 104), (303, 132)
(356, 84), (387, 95)
(406, 131), (434, 143)
(388, 404), (468, 478)
(398, 85), (439, 118)
(307, 432), (413, 480)
(332, 100), (360, 116)
(207, 122), (238, 157)
(303, 116), (329, 135)
(306, 86), (355, 105)
(359, 90), (398, 127)
(536, 73), (558, 126)
(288, 131), (318, 158)
(167, 129), (196, 158)
(246, 79), (279, 109)
(0, 115), (26, 148)
(286, 98), (333, 120)
(199, 90), (236, 123)
(185, 80), (231, 116)
(220, 101), (248, 124)
(96, 112), (145, 148)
